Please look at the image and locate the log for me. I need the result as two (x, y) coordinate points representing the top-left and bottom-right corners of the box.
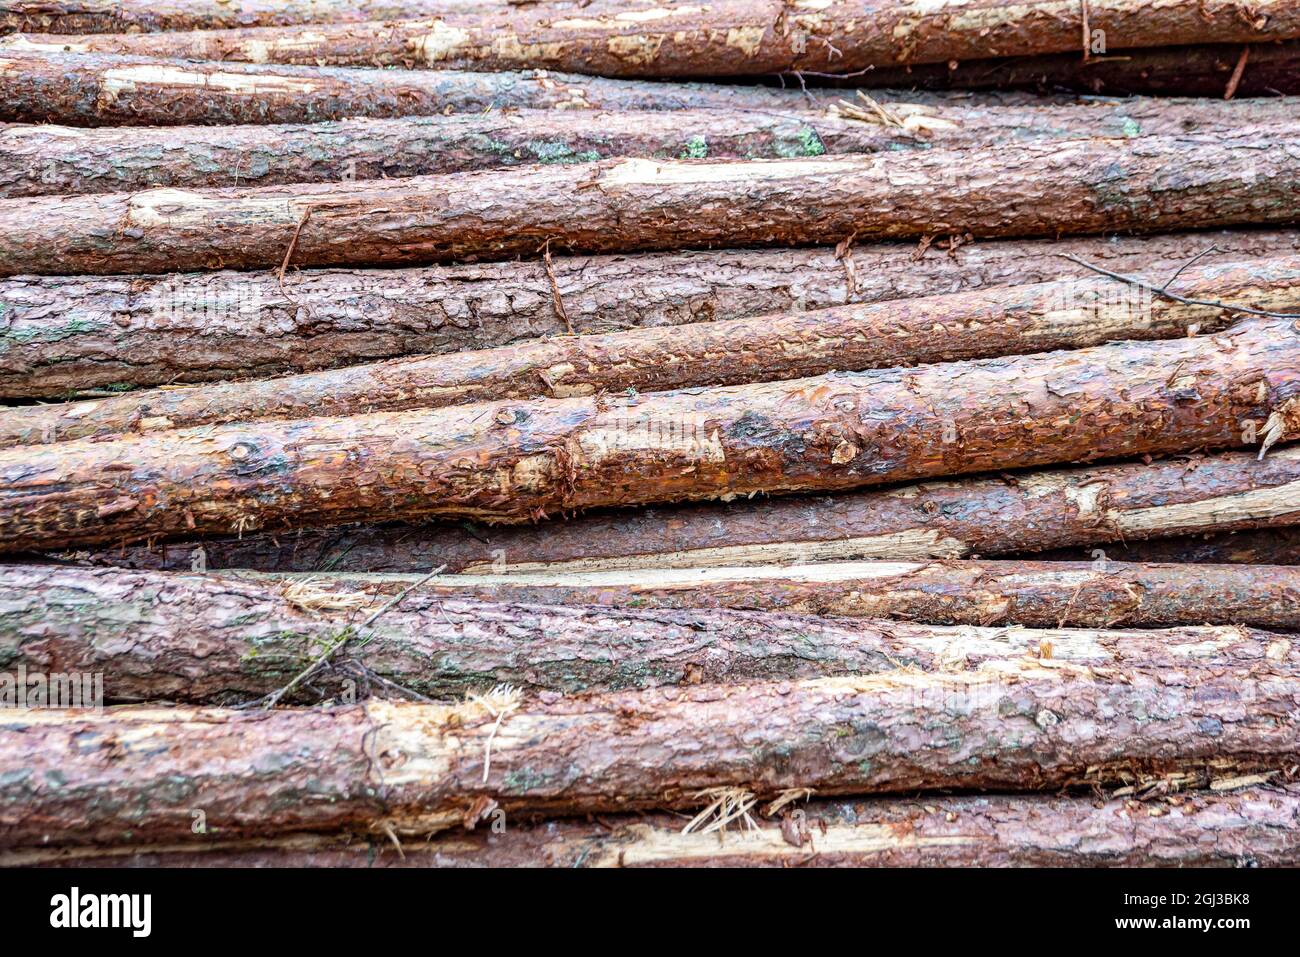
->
(4, 317), (1298, 552)
(4, 131), (1298, 276)
(3, 664), (1298, 846)
(1036, 527), (1300, 566)
(7, 562), (1295, 703)
(7, 229), (1299, 400)
(0, 0), (572, 34)
(87, 445), (1300, 576)
(15, 253), (1300, 448)
(11, 94), (1298, 197)
(12, 786), (1299, 867)
(268, 558), (1300, 631)
(857, 40), (1300, 98)
(7, 1), (1299, 76)
(0, 51), (853, 128)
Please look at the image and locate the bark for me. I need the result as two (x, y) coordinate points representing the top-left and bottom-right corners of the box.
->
(3, 131), (1298, 277)
(7, 229), (1299, 400)
(12, 785), (1299, 867)
(2, 664), (1298, 847)
(7, 562), (1295, 703)
(0, 0), (574, 34)
(858, 40), (1300, 98)
(4, 318), (1298, 553)
(1036, 527), (1300, 565)
(280, 558), (1300, 632)
(15, 254), (1300, 448)
(89, 445), (1300, 576)
(6, 1), (1299, 76)
(11, 94), (1297, 197)
(0, 51), (857, 128)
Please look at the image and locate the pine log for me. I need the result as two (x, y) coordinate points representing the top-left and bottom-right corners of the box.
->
(0, 0), (571, 34)
(7, 230), (1299, 400)
(275, 558), (1300, 631)
(2, 131), (1297, 277)
(8, 562), (1296, 703)
(88, 445), (1300, 576)
(858, 40), (1300, 98)
(4, 318), (1298, 552)
(1037, 527), (1300, 565)
(3, 664), (1298, 846)
(12, 786), (1299, 867)
(0, 51), (853, 128)
(15, 254), (1300, 448)
(10, 94), (1297, 197)
(6, 2), (1299, 77)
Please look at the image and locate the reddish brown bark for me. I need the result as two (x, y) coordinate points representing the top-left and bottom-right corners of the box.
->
(89, 446), (1300, 576)
(14, 254), (1300, 447)
(7, 230), (1298, 401)
(12, 786), (1299, 867)
(3, 318), (1297, 552)
(7, 562), (1294, 703)
(2, 665), (1297, 846)
(6, 1), (1298, 76)
(1, 131), (1296, 276)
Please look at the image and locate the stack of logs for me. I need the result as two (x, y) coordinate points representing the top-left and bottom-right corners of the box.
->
(2, 0), (1300, 868)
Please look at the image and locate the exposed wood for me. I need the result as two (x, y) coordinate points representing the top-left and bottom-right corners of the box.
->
(3, 664), (1297, 846)
(6, 1), (1299, 76)
(7, 230), (1299, 400)
(4, 318), (1298, 552)
(88, 445), (1300, 576)
(13, 786), (1300, 867)
(5, 562), (1296, 704)
(15, 253), (1300, 447)
(2, 131), (1297, 276)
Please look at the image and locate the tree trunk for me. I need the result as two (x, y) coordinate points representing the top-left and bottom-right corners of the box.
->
(0, 0), (574, 34)
(858, 40), (1300, 98)
(11, 94), (1297, 197)
(1036, 527), (1300, 566)
(0, 50), (856, 128)
(7, 562), (1293, 704)
(3, 664), (1297, 846)
(280, 558), (1300, 632)
(12, 785), (1298, 867)
(4, 318), (1297, 552)
(85, 445), (1300, 576)
(7, 230), (1297, 400)
(2, 131), (1296, 277)
(15, 254), (1300, 448)
(6, 1), (1298, 76)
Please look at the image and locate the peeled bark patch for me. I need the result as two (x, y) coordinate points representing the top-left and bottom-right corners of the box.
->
(13, 253), (1300, 447)
(1, 131), (1297, 276)
(6, 1), (1299, 76)
(2, 664), (1298, 846)
(3, 317), (1296, 552)
(7, 229), (1298, 400)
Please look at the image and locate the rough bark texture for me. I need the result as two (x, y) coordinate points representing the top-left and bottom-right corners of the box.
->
(12, 786), (1299, 867)
(11, 94), (1297, 197)
(0, 0), (570, 34)
(1036, 527), (1300, 565)
(7, 562), (1295, 703)
(0, 51), (862, 127)
(7, 230), (1298, 400)
(89, 446), (1300, 576)
(7, 1), (1299, 76)
(282, 558), (1300, 631)
(5, 318), (1298, 553)
(2, 131), (1297, 276)
(2, 665), (1298, 846)
(16, 255), (1300, 448)
(858, 40), (1300, 98)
